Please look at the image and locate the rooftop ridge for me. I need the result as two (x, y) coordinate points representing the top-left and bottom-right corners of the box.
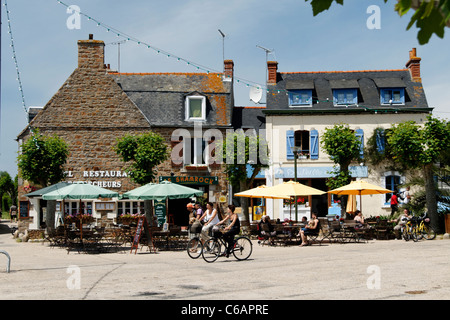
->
(281, 68), (409, 75)
(109, 72), (222, 76)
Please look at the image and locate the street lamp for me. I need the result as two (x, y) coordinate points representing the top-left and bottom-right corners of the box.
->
(290, 145), (302, 222)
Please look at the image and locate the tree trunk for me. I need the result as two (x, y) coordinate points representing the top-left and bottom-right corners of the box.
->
(144, 200), (154, 226)
(46, 200), (56, 234)
(424, 163), (440, 233)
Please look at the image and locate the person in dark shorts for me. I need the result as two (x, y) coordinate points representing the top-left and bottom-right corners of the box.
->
(299, 212), (320, 246)
(216, 205), (240, 257)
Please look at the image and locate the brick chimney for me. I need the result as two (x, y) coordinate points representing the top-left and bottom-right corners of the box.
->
(267, 61), (278, 85)
(406, 48), (421, 82)
(224, 60), (234, 80)
(78, 34), (105, 69)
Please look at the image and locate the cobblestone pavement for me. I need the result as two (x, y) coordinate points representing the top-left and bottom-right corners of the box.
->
(1, 221), (449, 302)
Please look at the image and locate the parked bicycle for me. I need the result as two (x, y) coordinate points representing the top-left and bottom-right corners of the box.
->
(412, 212), (436, 241)
(201, 226), (253, 263)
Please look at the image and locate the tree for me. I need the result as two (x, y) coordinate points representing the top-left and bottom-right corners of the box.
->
(115, 132), (169, 185)
(387, 115), (450, 232)
(0, 172), (17, 214)
(305, 0), (450, 44)
(321, 124), (362, 216)
(218, 129), (269, 224)
(17, 131), (69, 187)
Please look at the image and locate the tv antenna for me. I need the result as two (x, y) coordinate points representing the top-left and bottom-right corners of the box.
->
(218, 29), (226, 62)
(256, 45), (275, 84)
(107, 40), (127, 72)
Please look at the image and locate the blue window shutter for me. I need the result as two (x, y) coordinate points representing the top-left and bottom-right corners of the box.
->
(375, 129), (385, 153)
(310, 130), (319, 160)
(286, 130), (294, 160)
(355, 129), (364, 158)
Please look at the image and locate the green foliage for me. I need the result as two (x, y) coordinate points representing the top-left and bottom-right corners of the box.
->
(218, 130), (269, 189)
(321, 124), (361, 190)
(0, 172), (17, 210)
(17, 131), (69, 187)
(115, 132), (169, 185)
(388, 116), (450, 168)
(305, 0), (450, 44)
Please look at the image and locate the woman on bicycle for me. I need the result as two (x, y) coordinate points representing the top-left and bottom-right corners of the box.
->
(200, 202), (220, 241)
(216, 204), (240, 257)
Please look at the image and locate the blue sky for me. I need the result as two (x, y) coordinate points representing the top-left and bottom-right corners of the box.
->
(1, 0), (449, 177)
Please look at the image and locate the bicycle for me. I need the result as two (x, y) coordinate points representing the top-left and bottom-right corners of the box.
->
(400, 219), (417, 242)
(201, 227), (253, 263)
(412, 212), (436, 241)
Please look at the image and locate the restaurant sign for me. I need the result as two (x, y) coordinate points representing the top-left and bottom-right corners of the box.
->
(159, 176), (219, 185)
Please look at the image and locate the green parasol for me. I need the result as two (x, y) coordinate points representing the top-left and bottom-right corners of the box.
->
(122, 180), (204, 201)
(42, 182), (119, 200)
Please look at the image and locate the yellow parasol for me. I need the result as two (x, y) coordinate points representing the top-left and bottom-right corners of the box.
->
(235, 185), (291, 200)
(329, 180), (393, 215)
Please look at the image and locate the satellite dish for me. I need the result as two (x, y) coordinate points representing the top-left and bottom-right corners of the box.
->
(249, 86), (263, 103)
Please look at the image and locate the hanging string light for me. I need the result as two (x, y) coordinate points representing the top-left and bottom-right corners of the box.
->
(54, 1), (405, 114)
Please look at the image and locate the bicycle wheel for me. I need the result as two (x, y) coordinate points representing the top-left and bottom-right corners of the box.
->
(422, 224), (436, 240)
(402, 227), (410, 241)
(411, 226), (419, 242)
(202, 238), (221, 263)
(232, 237), (253, 261)
(187, 237), (202, 259)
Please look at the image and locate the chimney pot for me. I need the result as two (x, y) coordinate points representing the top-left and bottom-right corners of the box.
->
(406, 48), (421, 82)
(89, 34), (94, 40)
(267, 61), (278, 85)
(224, 60), (234, 80)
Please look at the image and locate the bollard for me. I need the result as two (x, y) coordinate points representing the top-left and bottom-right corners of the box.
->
(0, 250), (11, 273)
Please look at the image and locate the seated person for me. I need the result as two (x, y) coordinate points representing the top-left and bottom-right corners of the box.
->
(299, 212), (320, 246)
(258, 215), (277, 245)
(354, 210), (364, 227)
(391, 208), (411, 239)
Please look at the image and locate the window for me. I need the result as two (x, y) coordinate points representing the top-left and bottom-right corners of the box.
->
(384, 173), (403, 206)
(117, 201), (143, 215)
(380, 88), (405, 105)
(333, 89), (358, 105)
(185, 95), (206, 121)
(288, 90), (312, 106)
(184, 137), (208, 165)
(286, 129), (319, 160)
(294, 130), (310, 155)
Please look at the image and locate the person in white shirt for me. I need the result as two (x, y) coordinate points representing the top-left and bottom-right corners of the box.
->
(200, 202), (220, 241)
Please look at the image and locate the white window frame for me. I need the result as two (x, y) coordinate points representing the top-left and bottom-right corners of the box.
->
(185, 95), (206, 121)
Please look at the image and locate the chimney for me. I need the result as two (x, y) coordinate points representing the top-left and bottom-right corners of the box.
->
(267, 61), (278, 85)
(406, 48), (421, 82)
(77, 34), (105, 69)
(224, 60), (234, 80)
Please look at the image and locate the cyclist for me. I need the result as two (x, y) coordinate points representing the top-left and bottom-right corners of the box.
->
(216, 204), (240, 257)
(199, 202), (220, 242)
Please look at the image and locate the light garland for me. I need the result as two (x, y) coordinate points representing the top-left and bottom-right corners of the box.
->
(4, 0), (27, 117)
(55, 0), (421, 114)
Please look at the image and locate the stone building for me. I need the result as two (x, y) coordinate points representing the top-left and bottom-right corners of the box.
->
(17, 35), (235, 229)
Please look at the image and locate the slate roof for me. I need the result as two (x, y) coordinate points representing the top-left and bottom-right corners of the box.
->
(232, 106), (266, 130)
(111, 72), (233, 127)
(265, 69), (432, 115)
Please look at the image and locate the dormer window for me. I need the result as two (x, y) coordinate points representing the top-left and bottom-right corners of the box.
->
(288, 90), (312, 107)
(380, 88), (405, 105)
(185, 94), (206, 121)
(333, 89), (358, 106)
